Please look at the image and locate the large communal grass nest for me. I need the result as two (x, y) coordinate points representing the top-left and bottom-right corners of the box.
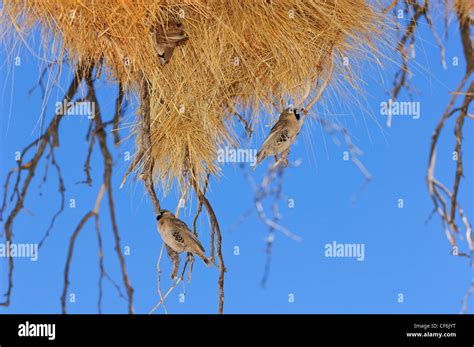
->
(1, 0), (385, 192)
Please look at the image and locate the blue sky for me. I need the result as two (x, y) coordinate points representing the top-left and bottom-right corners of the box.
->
(0, 10), (473, 314)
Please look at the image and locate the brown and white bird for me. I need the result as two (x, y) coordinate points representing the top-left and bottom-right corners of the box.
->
(156, 209), (211, 266)
(253, 107), (306, 169)
(152, 20), (188, 65)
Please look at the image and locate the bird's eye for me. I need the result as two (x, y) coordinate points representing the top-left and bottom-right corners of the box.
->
(294, 109), (301, 119)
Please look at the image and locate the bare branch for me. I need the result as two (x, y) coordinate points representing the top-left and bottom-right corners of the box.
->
(62, 184), (105, 314)
(191, 173), (226, 314)
(0, 65), (87, 307)
(85, 71), (135, 314)
(138, 80), (162, 214)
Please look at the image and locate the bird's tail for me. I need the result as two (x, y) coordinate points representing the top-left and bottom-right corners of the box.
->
(253, 150), (264, 171)
(200, 255), (212, 267)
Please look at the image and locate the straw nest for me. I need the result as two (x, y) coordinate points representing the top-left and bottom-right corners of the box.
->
(1, 0), (384, 191)
(455, 0), (474, 22)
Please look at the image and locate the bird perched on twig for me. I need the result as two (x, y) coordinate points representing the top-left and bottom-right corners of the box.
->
(253, 107), (307, 170)
(156, 210), (211, 267)
(152, 20), (188, 65)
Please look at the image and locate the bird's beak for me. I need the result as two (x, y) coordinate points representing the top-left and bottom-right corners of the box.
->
(157, 209), (168, 221)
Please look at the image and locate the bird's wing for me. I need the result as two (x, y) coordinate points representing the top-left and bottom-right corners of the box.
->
(170, 218), (189, 242)
(172, 217), (206, 252)
(184, 230), (206, 253)
(172, 217), (191, 233)
(259, 119), (291, 151)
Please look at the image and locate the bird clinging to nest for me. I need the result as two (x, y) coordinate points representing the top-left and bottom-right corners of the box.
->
(253, 107), (307, 170)
(156, 210), (212, 277)
(152, 18), (188, 65)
